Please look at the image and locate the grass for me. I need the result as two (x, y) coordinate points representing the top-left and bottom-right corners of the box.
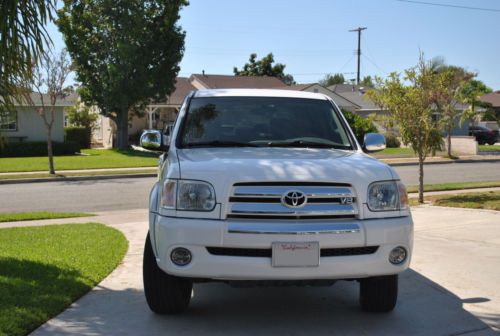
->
(407, 180), (500, 193)
(0, 212), (93, 223)
(0, 149), (159, 173)
(479, 145), (500, 151)
(372, 147), (416, 157)
(425, 191), (500, 211)
(0, 168), (157, 180)
(0, 223), (128, 336)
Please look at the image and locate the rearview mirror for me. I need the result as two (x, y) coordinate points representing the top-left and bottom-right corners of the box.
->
(363, 133), (386, 153)
(140, 130), (163, 150)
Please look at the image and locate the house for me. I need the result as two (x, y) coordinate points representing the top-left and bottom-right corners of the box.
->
(328, 84), (386, 118)
(329, 84), (475, 136)
(0, 93), (77, 143)
(273, 83), (360, 111)
(479, 90), (500, 130)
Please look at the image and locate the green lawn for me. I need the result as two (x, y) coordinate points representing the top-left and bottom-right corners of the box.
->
(479, 145), (500, 151)
(373, 147), (416, 157)
(0, 149), (159, 173)
(407, 180), (500, 193)
(0, 223), (128, 336)
(426, 191), (500, 211)
(0, 212), (93, 223)
(372, 147), (447, 157)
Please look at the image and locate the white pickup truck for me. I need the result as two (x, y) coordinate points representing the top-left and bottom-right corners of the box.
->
(141, 89), (413, 314)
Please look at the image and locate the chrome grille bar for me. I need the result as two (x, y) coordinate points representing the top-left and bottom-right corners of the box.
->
(233, 186), (353, 198)
(228, 183), (358, 219)
(231, 203), (357, 216)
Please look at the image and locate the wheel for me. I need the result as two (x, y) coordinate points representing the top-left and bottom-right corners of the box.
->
(143, 232), (192, 314)
(359, 275), (398, 312)
(478, 140), (485, 145)
(488, 141), (496, 146)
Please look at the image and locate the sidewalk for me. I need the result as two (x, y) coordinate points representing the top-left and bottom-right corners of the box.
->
(379, 154), (500, 166)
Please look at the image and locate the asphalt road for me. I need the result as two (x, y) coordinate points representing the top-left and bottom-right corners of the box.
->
(0, 161), (499, 213)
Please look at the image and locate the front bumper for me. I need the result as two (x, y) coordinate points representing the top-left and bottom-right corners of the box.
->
(152, 215), (413, 280)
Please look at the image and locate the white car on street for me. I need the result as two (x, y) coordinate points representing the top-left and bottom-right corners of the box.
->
(141, 89), (413, 314)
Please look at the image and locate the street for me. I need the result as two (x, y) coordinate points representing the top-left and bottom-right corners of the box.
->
(0, 161), (499, 213)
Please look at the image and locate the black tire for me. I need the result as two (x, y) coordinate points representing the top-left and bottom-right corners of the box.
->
(143, 232), (192, 314)
(359, 275), (398, 312)
(478, 140), (486, 145)
(488, 141), (496, 146)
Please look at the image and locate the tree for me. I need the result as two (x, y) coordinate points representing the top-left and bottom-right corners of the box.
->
(234, 53), (295, 85)
(458, 79), (492, 125)
(57, 0), (188, 149)
(66, 100), (98, 130)
(29, 50), (73, 174)
(368, 54), (443, 203)
(319, 73), (345, 87)
(0, 0), (55, 111)
(342, 109), (377, 143)
(431, 65), (474, 157)
(360, 75), (375, 88)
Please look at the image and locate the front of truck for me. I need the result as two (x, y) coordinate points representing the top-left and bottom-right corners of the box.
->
(144, 89), (413, 314)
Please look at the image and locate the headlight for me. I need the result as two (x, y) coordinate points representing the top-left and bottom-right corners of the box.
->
(160, 179), (216, 211)
(367, 181), (408, 211)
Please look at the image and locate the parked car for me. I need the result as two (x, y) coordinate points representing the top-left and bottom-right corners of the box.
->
(141, 89), (413, 314)
(469, 125), (499, 145)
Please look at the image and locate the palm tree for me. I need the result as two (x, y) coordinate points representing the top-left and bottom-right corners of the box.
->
(0, 0), (55, 110)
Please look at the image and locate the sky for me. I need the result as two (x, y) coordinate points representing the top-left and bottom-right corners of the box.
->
(47, 0), (500, 89)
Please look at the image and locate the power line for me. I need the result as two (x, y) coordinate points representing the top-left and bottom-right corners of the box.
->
(396, 0), (500, 13)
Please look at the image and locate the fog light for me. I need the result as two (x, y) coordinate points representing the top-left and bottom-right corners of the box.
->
(389, 246), (407, 265)
(170, 248), (192, 266)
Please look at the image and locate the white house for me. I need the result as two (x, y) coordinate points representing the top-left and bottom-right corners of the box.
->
(0, 93), (76, 143)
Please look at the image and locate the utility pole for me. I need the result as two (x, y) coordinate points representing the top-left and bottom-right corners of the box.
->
(349, 27), (367, 85)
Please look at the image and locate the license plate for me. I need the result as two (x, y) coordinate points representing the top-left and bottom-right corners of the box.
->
(272, 242), (320, 267)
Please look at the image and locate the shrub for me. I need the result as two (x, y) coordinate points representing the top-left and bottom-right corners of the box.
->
(384, 133), (401, 148)
(0, 141), (81, 157)
(342, 110), (378, 143)
(65, 126), (91, 149)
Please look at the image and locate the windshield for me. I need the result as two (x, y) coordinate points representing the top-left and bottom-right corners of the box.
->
(179, 96), (355, 149)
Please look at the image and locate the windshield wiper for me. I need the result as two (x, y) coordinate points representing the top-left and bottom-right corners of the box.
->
(266, 140), (351, 149)
(184, 140), (260, 148)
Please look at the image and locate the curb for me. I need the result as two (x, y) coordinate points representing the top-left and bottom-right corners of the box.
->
(0, 173), (157, 185)
(385, 158), (500, 167)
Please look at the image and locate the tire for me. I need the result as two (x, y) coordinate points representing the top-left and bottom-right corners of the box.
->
(143, 232), (192, 314)
(359, 275), (398, 312)
(478, 140), (486, 145)
(488, 141), (496, 146)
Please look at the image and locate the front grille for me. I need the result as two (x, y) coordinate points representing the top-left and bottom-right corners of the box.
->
(206, 246), (378, 258)
(227, 182), (358, 219)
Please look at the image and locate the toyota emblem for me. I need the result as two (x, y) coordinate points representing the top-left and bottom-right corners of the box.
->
(281, 190), (307, 208)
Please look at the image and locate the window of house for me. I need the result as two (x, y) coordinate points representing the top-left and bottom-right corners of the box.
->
(0, 111), (17, 131)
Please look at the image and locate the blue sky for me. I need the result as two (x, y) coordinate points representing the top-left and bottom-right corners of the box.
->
(48, 0), (500, 89)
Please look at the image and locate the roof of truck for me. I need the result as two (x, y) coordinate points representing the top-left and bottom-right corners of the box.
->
(193, 88), (329, 100)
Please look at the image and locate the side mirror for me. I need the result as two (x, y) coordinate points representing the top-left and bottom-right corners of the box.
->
(363, 133), (386, 153)
(140, 130), (163, 150)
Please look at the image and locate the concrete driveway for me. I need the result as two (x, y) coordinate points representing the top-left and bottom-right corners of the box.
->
(29, 206), (500, 336)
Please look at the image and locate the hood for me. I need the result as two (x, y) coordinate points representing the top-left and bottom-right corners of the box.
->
(175, 148), (395, 201)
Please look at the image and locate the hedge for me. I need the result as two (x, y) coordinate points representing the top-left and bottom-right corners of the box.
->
(65, 127), (91, 149)
(0, 141), (81, 157)
(384, 133), (401, 148)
